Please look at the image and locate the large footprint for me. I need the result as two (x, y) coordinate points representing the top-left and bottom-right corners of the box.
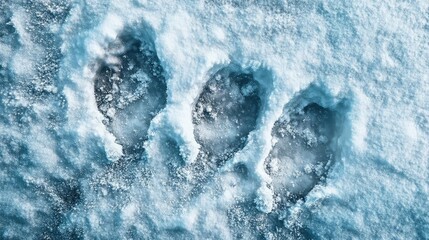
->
(192, 66), (262, 166)
(266, 101), (338, 204)
(94, 30), (167, 155)
(225, 96), (342, 239)
(60, 29), (168, 238)
(177, 66), (264, 195)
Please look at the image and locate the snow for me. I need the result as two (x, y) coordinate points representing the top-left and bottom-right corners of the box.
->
(0, 0), (428, 239)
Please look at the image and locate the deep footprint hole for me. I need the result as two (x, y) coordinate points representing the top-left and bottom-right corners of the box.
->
(192, 66), (263, 167)
(267, 98), (344, 205)
(94, 27), (167, 155)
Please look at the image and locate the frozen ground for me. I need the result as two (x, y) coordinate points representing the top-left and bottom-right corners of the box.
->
(0, 0), (428, 239)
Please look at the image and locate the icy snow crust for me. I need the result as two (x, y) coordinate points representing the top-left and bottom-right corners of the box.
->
(0, 0), (428, 239)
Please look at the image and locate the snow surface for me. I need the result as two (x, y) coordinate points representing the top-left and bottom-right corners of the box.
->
(0, 0), (428, 239)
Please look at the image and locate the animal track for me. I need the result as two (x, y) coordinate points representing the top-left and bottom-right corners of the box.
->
(267, 102), (339, 204)
(192, 66), (262, 167)
(94, 50), (340, 205)
(94, 29), (167, 154)
(92, 37), (344, 237)
(223, 91), (343, 239)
